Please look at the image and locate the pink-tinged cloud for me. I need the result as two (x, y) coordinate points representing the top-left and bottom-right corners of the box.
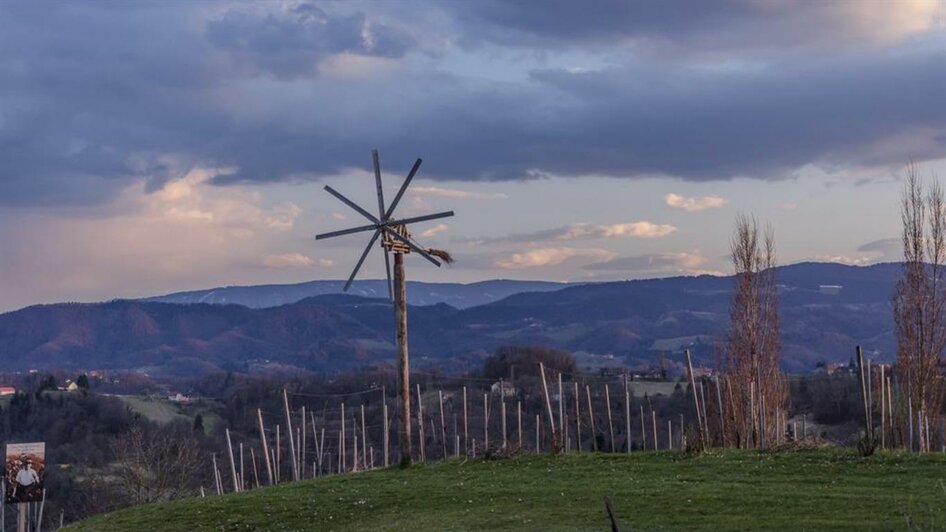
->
(494, 247), (617, 269)
(420, 223), (449, 238)
(665, 193), (728, 212)
(264, 254), (333, 268)
(411, 186), (507, 200)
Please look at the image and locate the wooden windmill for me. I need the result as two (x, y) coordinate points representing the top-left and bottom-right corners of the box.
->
(315, 149), (454, 466)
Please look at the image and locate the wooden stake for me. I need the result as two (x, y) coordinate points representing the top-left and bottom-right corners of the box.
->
(383, 400), (390, 468)
(624, 375), (631, 454)
(463, 386), (469, 456)
(715, 375), (724, 447)
(651, 410), (657, 451)
(416, 384), (426, 462)
(667, 420), (672, 450)
(639, 405), (646, 451)
(574, 382), (582, 453)
(558, 373), (565, 449)
(250, 447), (260, 488)
(535, 414), (540, 453)
(340, 404), (346, 472)
(501, 397), (507, 449)
(483, 392), (489, 451)
(439, 390), (448, 459)
(605, 384), (615, 452)
(518, 401), (523, 448)
(257, 408), (273, 485)
(586, 385), (597, 452)
(684, 349), (705, 447)
(301, 406), (306, 477)
(880, 364), (886, 449)
(539, 363), (557, 451)
(225, 429), (240, 492)
(361, 404), (368, 468)
(283, 389), (299, 481)
(239, 442), (245, 491)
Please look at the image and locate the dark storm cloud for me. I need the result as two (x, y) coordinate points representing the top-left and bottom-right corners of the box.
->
(0, 1), (944, 207)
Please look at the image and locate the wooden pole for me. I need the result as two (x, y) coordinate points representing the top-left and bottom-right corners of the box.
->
(699, 380), (710, 443)
(257, 408), (273, 485)
(574, 382), (582, 453)
(301, 406), (306, 477)
(417, 384), (426, 462)
(439, 390), (448, 459)
(667, 420), (672, 450)
(483, 392), (489, 451)
(319, 428), (325, 476)
(225, 429), (240, 492)
(880, 364), (886, 449)
(651, 410), (657, 451)
(539, 363), (557, 451)
(856, 346), (871, 440)
(715, 375), (725, 447)
(383, 400), (390, 468)
(586, 385), (597, 452)
(250, 447), (260, 488)
(501, 396), (507, 449)
(624, 375), (631, 454)
(394, 251), (412, 467)
(463, 386), (469, 456)
(535, 414), (540, 453)
(558, 373), (565, 450)
(340, 404), (346, 472)
(639, 405), (646, 451)
(518, 401), (523, 448)
(239, 442), (245, 491)
(283, 389), (299, 481)
(361, 405), (368, 468)
(684, 349), (705, 447)
(605, 384), (615, 452)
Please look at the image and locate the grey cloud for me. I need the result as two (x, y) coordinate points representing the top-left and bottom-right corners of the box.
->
(583, 252), (709, 275)
(857, 237), (901, 261)
(1, 1), (945, 209)
(207, 3), (415, 79)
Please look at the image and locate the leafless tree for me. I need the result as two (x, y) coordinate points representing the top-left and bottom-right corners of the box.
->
(724, 214), (787, 448)
(893, 164), (946, 451)
(111, 424), (202, 505)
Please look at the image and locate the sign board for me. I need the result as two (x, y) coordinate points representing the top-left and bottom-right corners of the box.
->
(5, 442), (45, 504)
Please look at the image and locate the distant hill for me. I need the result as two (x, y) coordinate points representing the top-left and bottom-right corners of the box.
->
(0, 262), (903, 375)
(144, 279), (572, 309)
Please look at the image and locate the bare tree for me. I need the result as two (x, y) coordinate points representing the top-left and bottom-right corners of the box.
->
(724, 214), (787, 448)
(111, 424), (203, 505)
(893, 164), (946, 451)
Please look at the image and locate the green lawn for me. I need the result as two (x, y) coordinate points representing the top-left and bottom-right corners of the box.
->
(70, 449), (946, 531)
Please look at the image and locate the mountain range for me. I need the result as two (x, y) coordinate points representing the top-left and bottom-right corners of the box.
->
(0, 262), (902, 376)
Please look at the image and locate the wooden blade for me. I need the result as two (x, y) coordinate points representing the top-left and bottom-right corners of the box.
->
(383, 248), (393, 300)
(384, 158), (422, 220)
(390, 210), (454, 226)
(315, 223), (378, 240)
(372, 149), (387, 221)
(324, 185), (378, 224)
(345, 229), (382, 291)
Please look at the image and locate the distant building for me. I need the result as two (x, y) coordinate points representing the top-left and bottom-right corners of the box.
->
(819, 285), (842, 296)
(490, 381), (517, 398)
(691, 367), (717, 379)
(0, 387), (16, 396)
(168, 392), (190, 404)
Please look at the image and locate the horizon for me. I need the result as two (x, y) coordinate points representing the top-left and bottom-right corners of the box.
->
(2, 259), (902, 314)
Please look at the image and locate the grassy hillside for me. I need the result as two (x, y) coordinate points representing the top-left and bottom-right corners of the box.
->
(70, 449), (946, 531)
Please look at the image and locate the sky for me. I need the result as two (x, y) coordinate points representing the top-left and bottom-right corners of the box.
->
(1, 1), (945, 312)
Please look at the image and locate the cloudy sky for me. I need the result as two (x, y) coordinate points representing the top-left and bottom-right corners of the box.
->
(1, 1), (945, 312)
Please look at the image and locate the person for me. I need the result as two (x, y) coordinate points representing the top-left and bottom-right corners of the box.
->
(15, 459), (39, 488)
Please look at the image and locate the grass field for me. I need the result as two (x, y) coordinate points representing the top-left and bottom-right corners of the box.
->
(115, 396), (225, 434)
(70, 449), (946, 531)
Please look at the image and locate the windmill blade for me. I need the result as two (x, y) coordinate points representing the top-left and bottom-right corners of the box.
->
(324, 185), (379, 224)
(390, 210), (454, 226)
(384, 158), (422, 220)
(315, 223), (377, 240)
(344, 229), (383, 291)
(372, 149), (387, 221)
(381, 226), (441, 267)
(383, 248), (393, 300)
